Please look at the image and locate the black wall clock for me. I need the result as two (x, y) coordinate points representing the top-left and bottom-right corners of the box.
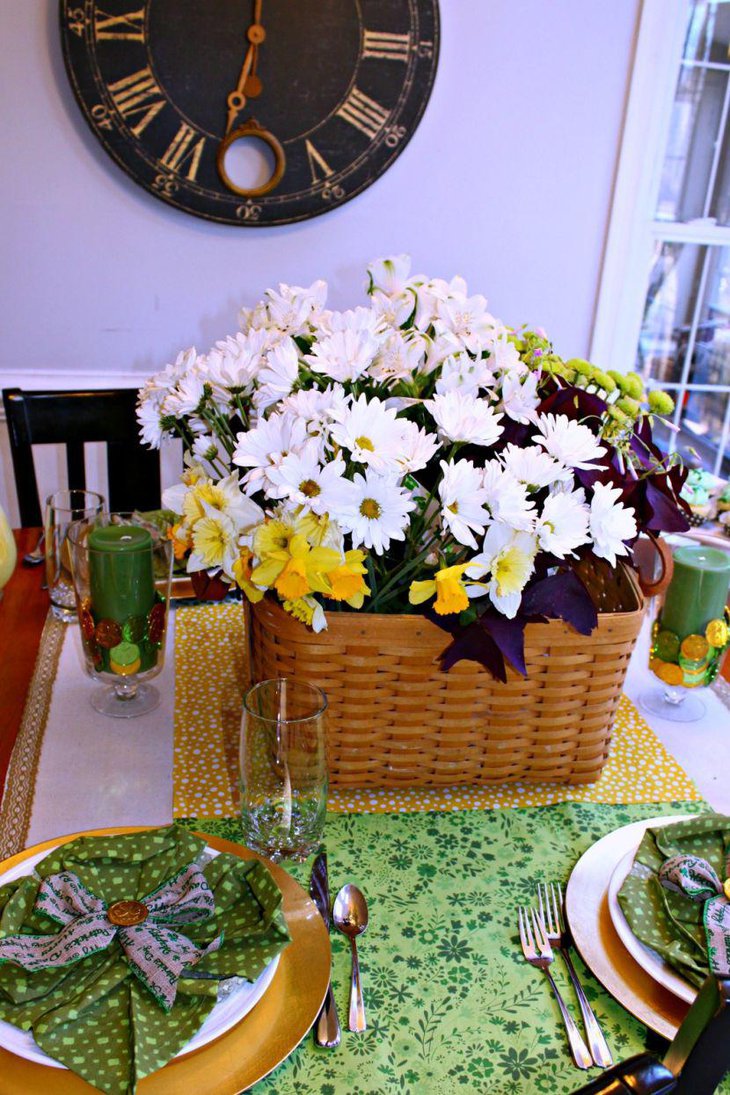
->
(60, 1), (440, 226)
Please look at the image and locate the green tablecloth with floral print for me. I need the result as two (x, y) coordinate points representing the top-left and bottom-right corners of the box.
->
(182, 800), (730, 1095)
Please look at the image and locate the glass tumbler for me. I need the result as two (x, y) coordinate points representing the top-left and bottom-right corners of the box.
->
(240, 678), (328, 861)
(45, 489), (105, 622)
(68, 513), (173, 718)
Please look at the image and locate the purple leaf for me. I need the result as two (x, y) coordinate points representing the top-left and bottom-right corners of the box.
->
(478, 610), (528, 677)
(438, 620), (508, 682)
(521, 571), (598, 636)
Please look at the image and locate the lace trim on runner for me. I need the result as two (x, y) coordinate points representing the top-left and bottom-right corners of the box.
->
(0, 612), (64, 858)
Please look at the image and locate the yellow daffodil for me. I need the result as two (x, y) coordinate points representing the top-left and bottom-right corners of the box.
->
(191, 512), (236, 568)
(232, 546), (264, 603)
(253, 518), (296, 557)
(409, 563), (484, 616)
(283, 595), (326, 632)
(327, 549), (370, 607)
(167, 522), (191, 561)
(252, 533), (340, 601)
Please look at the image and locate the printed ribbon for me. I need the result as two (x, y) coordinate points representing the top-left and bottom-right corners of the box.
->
(659, 853), (730, 976)
(0, 863), (221, 1011)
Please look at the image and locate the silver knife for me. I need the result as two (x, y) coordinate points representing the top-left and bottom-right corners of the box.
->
(309, 850), (341, 1048)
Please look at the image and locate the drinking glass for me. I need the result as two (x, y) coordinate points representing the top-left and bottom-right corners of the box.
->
(67, 513), (173, 718)
(45, 489), (105, 622)
(240, 678), (328, 861)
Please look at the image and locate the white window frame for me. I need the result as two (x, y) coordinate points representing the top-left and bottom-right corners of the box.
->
(592, 0), (730, 473)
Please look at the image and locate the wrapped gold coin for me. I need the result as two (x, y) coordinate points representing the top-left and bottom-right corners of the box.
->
(680, 634), (710, 661)
(655, 629), (680, 662)
(95, 618), (123, 649)
(706, 619), (729, 649)
(655, 661), (684, 687)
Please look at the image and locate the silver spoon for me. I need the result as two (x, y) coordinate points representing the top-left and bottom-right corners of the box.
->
(23, 532), (45, 566)
(333, 884), (368, 1032)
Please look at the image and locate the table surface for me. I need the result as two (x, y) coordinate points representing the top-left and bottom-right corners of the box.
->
(2, 528), (730, 809)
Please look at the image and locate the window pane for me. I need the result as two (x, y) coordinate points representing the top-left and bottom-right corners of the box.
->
(636, 241), (705, 384)
(683, 2), (730, 67)
(653, 390), (730, 476)
(656, 65), (728, 222)
(692, 244), (730, 386)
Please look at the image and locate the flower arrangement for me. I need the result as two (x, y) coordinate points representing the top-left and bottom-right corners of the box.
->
(138, 256), (689, 679)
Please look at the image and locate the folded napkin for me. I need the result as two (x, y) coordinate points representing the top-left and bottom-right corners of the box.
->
(617, 813), (730, 987)
(0, 825), (290, 1095)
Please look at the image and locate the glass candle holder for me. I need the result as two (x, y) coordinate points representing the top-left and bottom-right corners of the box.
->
(240, 678), (328, 862)
(45, 489), (105, 622)
(68, 513), (173, 718)
(641, 545), (730, 722)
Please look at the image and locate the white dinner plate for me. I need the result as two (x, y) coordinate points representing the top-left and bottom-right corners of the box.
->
(566, 813), (697, 1039)
(607, 850), (696, 1004)
(0, 843), (279, 1068)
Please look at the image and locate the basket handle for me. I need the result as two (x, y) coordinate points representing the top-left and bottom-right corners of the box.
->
(632, 533), (674, 598)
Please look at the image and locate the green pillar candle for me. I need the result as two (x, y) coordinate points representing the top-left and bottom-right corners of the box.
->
(88, 525), (155, 623)
(660, 545), (730, 639)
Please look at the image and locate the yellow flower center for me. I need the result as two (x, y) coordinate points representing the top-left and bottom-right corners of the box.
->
(447, 502), (459, 514)
(360, 498), (382, 520)
(299, 478), (321, 498)
(355, 435), (375, 451)
(328, 565), (366, 601)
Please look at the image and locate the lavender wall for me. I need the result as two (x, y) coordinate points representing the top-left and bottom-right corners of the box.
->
(0, 0), (640, 522)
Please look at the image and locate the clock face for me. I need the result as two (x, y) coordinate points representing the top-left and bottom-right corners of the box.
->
(60, 1), (440, 226)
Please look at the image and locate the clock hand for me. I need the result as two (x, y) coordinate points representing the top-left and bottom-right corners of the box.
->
(225, 1), (266, 133)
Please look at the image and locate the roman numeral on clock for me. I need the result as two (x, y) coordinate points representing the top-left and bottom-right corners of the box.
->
(362, 30), (411, 62)
(108, 68), (165, 136)
(336, 87), (389, 140)
(305, 139), (334, 184)
(94, 7), (145, 42)
(160, 124), (206, 181)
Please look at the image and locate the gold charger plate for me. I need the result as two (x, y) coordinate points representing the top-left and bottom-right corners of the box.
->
(0, 826), (330, 1093)
(565, 814), (694, 1041)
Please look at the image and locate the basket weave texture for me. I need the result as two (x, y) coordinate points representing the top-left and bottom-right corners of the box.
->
(249, 566), (644, 788)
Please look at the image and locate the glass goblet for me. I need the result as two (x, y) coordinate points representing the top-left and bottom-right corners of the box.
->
(68, 513), (173, 718)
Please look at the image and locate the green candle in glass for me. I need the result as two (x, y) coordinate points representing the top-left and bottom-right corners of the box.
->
(88, 525), (155, 622)
(660, 546), (730, 638)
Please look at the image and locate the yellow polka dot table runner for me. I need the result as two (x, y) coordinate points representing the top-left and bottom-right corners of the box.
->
(173, 602), (702, 818)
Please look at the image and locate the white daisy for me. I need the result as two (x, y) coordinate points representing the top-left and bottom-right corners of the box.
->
(254, 336), (301, 410)
(330, 394), (404, 472)
(438, 459), (491, 549)
(589, 482), (637, 566)
(425, 391), (503, 446)
(164, 370), (207, 417)
(536, 489), (590, 558)
(267, 443), (356, 518)
(481, 461), (536, 530)
(500, 444), (573, 490)
(435, 353), (496, 396)
(342, 471), (416, 554)
(501, 370), (540, 424)
(534, 413), (607, 470)
(468, 523), (538, 619)
(304, 328), (380, 383)
(232, 412), (308, 494)
(396, 420), (440, 474)
(137, 388), (170, 449)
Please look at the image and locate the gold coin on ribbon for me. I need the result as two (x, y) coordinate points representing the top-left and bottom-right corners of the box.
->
(107, 900), (149, 926)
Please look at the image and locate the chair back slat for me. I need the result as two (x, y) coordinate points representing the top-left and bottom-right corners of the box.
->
(2, 388), (160, 527)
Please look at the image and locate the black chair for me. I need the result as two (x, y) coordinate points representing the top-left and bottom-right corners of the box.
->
(574, 976), (730, 1095)
(2, 387), (161, 527)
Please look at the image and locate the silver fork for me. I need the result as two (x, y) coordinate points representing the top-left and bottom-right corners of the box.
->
(538, 882), (613, 1068)
(518, 906), (592, 1070)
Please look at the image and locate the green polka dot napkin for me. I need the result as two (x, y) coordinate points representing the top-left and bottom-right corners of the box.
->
(0, 825), (290, 1095)
(617, 813), (730, 987)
